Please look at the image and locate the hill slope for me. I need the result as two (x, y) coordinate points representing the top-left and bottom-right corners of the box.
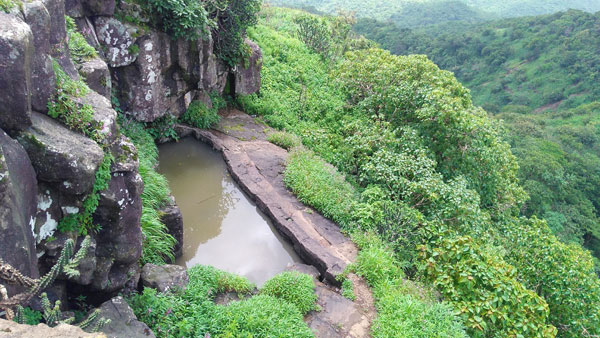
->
(355, 9), (600, 263)
(269, 0), (600, 25)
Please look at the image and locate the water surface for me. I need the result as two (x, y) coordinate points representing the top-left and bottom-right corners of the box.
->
(158, 137), (300, 285)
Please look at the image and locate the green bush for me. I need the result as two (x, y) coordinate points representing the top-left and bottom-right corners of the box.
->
(500, 217), (600, 337)
(140, 0), (211, 40)
(129, 265), (313, 338)
(267, 130), (301, 150)
(420, 235), (556, 337)
(352, 233), (468, 338)
(179, 95), (225, 129)
(261, 271), (318, 314)
(138, 0), (260, 67)
(215, 295), (314, 338)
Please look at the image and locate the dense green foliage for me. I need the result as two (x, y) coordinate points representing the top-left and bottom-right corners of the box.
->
(179, 93), (225, 129)
(119, 117), (176, 265)
(498, 103), (600, 262)
(355, 10), (600, 114)
(355, 9), (600, 264)
(239, 7), (600, 337)
(271, 0), (600, 25)
(129, 265), (314, 337)
(135, 0), (261, 66)
(352, 233), (468, 338)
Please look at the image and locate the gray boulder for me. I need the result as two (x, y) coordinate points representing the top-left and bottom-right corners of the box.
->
(83, 0), (116, 16)
(234, 39), (262, 95)
(86, 296), (155, 338)
(41, 0), (67, 46)
(23, 0), (56, 113)
(141, 264), (189, 293)
(94, 17), (138, 68)
(0, 13), (34, 133)
(66, 0), (116, 17)
(78, 56), (111, 100)
(160, 201), (184, 258)
(18, 112), (105, 196)
(0, 319), (105, 338)
(91, 169), (143, 293)
(113, 32), (189, 122)
(0, 129), (39, 297)
(84, 89), (118, 143)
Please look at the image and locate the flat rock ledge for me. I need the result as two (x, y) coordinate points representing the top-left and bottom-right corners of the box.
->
(0, 319), (105, 338)
(177, 118), (356, 285)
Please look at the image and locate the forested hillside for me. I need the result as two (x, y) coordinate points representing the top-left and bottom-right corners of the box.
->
(355, 9), (600, 263)
(269, 0), (600, 26)
(355, 10), (600, 113)
(238, 6), (600, 337)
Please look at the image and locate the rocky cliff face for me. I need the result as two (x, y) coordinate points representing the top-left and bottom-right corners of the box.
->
(0, 0), (261, 309)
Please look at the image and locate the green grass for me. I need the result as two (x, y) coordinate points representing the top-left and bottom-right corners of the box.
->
(119, 117), (176, 265)
(283, 148), (357, 229)
(267, 130), (302, 150)
(352, 232), (468, 338)
(260, 271), (318, 314)
(129, 265), (314, 338)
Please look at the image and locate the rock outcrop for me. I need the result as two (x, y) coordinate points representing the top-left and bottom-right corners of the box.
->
(0, 0), (263, 328)
(19, 113), (105, 196)
(0, 13), (34, 133)
(0, 129), (39, 296)
(234, 39), (262, 95)
(141, 264), (189, 293)
(86, 296), (155, 338)
(0, 319), (105, 338)
(159, 199), (184, 259)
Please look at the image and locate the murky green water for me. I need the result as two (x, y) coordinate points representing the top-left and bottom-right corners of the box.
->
(158, 137), (300, 286)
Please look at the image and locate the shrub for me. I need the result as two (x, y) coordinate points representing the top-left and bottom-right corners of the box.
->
(352, 232), (468, 338)
(179, 95), (224, 129)
(140, 0), (212, 40)
(267, 130), (301, 150)
(215, 295), (314, 338)
(500, 217), (600, 337)
(419, 235), (556, 338)
(0, 0), (16, 12)
(129, 265), (313, 338)
(261, 271), (318, 314)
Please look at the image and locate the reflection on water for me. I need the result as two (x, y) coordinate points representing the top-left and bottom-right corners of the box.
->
(158, 138), (300, 285)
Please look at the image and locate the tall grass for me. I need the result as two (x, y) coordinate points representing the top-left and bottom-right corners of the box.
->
(119, 117), (176, 265)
